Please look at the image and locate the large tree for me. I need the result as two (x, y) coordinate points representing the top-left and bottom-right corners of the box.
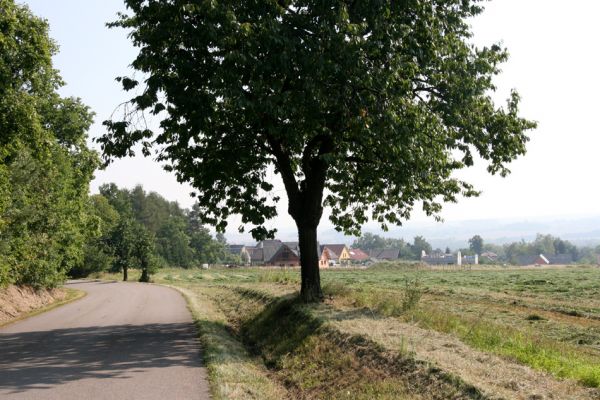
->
(0, 0), (98, 288)
(99, 1), (535, 301)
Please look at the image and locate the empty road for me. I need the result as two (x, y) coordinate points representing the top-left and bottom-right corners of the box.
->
(0, 281), (210, 399)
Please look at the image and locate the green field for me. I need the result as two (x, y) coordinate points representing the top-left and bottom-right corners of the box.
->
(107, 265), (600, 399)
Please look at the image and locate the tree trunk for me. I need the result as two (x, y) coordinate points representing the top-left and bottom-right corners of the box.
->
(139, 269), (149, 282)
(297, 223), (323, 302)
(123, 266), (128, 281)
(269, 132), (332, 303)
(139, 259), (149, 282)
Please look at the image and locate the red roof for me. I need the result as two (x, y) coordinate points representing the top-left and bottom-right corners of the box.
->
(348, 248), (369, 261)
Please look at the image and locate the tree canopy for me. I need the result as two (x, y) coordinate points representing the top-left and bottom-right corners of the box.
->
(0, 0), (98, 288)
(85, 184), (233, 279)
(100, 0), (536, 301)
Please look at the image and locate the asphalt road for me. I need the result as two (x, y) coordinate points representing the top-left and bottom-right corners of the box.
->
(0, 281), (211, 399)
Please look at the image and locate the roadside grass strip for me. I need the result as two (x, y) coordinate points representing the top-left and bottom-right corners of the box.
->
(168, 285), (288, 400)
(215, 287), (489, 399)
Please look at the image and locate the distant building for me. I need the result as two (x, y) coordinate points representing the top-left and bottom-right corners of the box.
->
(368, 248), (401, 261)
(319, 244), (351, 267)
(283, 242), (301, 257)
(517, 253), (573, 266)
(421, 251), (478, 266)
(421, 253), (457, 265)
(241, 240), (300, 267)
(546, 254), (573, 265)
(227, 244), (245, 256)
(348, 248), (370, 264)
(481, 251), (498, 262)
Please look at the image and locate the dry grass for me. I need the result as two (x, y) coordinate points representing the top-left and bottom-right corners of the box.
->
(322, 304), (599, 400)
(129, 266), (600, 398)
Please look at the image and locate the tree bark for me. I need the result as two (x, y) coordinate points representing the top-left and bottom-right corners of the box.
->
(123, 266), (128, 282)
(268, 132), (332, 303)
(139, 269), (149, 282)
(297, 222), (323, 302)
(139, 258), (149, 282)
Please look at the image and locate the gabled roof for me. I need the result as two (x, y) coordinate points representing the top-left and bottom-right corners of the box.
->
(283, 241), (299, 250)
(228, 244), (245, 255)
(257, 240), (284, 263)
(369, 248), (400, 260)
(245, 247), (264, 262)
(283, 241), (300, 256)
(348, 248), (369, 261)
(320, 244), (347, 260)
(481, 251), (498, 258)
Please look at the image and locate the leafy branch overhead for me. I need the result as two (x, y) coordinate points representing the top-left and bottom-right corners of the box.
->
(100, 1), (536, 240)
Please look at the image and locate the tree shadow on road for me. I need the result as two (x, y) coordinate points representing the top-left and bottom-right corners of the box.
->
(0, 323), (202, 393)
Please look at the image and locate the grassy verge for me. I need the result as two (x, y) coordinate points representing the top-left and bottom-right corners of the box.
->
(0, 287), (86, 328)
(164, 284), (288, 399)
(211, 286), (487, 400)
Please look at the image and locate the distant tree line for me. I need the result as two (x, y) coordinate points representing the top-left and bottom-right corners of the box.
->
(471, 234), (597, 265)
(352, 233), (432, 260)
(73, 184), (235, 281)
(354, 232), (600, 265)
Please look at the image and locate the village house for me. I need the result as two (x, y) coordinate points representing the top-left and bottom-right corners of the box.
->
(227, 244), (245, 257)
(368, 248), (401, 261)
(516, 253), (573, 266)
(319, 244), (351, 267)
(480, 251), (498, 262)
(348, 248), (370, 265)
(421, 251), (479, 266)
(239, 240), (300, 267)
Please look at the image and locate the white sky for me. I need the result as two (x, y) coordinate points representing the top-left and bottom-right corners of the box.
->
(20, 0), (600, 240)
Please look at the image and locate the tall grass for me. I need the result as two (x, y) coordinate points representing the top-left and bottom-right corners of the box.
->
(256, 269), (300, 284)
(324, 280), (422, 317)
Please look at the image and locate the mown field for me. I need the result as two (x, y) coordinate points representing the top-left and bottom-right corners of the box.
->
(105, 264), (600, 399)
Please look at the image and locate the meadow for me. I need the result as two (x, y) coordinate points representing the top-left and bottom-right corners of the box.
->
(107, 264), (600, 399)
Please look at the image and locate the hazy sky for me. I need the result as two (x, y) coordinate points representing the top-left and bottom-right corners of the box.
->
(20, 0), (600, 240)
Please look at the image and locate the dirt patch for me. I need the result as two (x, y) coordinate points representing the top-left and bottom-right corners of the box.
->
(322, 305), (600, 400)
(0, 285), (67, 325)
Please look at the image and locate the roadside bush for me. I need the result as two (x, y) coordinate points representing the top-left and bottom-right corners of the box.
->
(0, 260), (11, 287)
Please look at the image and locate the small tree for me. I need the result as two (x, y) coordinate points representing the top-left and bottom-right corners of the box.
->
(411, 236), (432, 259)
(108, 219), (136, 281)
(100, 1), (535, 301)
(133, 225), (156, 282)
